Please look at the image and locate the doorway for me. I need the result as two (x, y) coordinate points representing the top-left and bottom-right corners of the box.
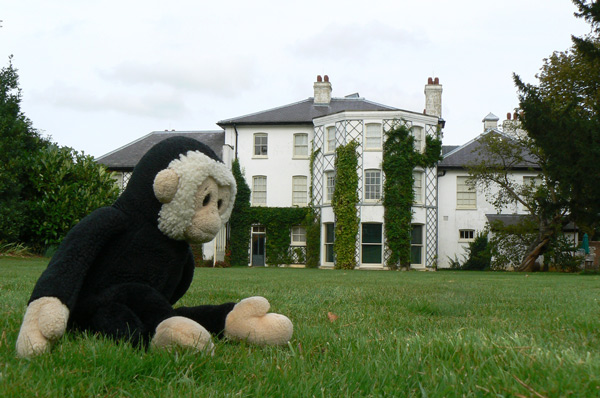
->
(251, 226), (266, 266)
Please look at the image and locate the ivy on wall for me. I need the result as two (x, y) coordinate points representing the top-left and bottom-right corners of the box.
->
(229, 159), (252, 266)
(305, 145), (321, 268)
(229, 159), (311, 266)
(382, 123), (442, 269)
(332, 140), (360, 270)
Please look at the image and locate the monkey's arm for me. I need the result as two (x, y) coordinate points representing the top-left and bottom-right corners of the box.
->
(16, 207), (128, 357)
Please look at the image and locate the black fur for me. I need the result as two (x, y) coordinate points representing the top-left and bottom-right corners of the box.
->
(29, 136), (234, 347)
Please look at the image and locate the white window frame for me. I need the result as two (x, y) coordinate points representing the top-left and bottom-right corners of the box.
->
(326, 126), (336, 154)
(324, 223), (335, 264)
(459, 229), (475, 242)
(291, 226), (307, 246)
(456, 176), (476, 209)
(252, 176), (267, 206)
(364, 169), (382, 201)
(293, 133), (309, 158)
(292, 176), (308, 207)
(365, 123), (382, 150)
(412, 126), (424, 153)
(253, 133), (268, 158)
(413, 171), (423, 204)
(325, 170), (335, 204)
(411, 224), (424, 266)
(361, 223), (383, 265)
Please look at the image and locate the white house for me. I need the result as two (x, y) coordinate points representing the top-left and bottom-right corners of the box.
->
(217, 76), (444, 269)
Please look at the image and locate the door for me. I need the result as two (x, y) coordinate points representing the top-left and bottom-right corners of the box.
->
(251, 226), (266, 266)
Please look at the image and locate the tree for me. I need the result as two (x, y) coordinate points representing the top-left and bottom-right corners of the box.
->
(572, 0), (600, 60)
(229, 158), (252, 266)
(0, 56), (119, 250)
(466, 131), (570, 271)
(0, 56), (50, 242)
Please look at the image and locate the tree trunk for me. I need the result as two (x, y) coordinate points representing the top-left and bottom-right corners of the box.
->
(516, 237), (550, 272)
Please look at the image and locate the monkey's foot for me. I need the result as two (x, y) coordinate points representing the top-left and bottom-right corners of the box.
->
(224, 296), (293, 346)
(16, 297), (69, 358)
(151, 316), (214, 354)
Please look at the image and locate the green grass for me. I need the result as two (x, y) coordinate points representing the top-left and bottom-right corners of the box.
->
(1, 257), (600, 397)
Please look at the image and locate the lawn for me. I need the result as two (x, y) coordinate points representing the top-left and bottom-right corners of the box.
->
(1, 257), (600, 397)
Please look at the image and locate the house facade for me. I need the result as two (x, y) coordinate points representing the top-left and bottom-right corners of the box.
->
(217, 76), (444, 269)
(96, 76), (566, 270)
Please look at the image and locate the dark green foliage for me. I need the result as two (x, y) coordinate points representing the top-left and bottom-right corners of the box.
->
(25, 145), (119, 248)
(0, 57), (118, 249)
(229, 159), (252, 266)
(0, 56), (50, 242)
(461, 233), (492, 271)
(382, 123), (442, 269)
(332, 141), (360, 269)
(514, 7), (600, 236)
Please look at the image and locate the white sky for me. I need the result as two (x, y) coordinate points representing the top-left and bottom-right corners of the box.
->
(1, 0), (591, 157)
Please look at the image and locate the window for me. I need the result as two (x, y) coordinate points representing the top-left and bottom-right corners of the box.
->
(523, 176), (541, 187)
(411, 224), (423, 265)
(459, 229), (475, 241)
(292, 176), (308, 206)
(365, 123), (382, 150)
(254, 133), (268, 157)
(364, 169), (381, 201)
(361, 223), (382, 264)
(412, 126), (424, 152)
(293, 133), (309, 158)
(252, 176), (267, 206)
(325, 223), (335, 263)
(413, 171), (423, 204)
(325, 171), (335, 203)
(457, 176), (476, 209)
(291, 226), (307, 246)
(326, 126), (336, 153)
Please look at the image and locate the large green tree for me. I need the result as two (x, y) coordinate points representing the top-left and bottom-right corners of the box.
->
(0, 56), (119, 250)
(514, 1), (600, 236)
(0, 56), (50, 242)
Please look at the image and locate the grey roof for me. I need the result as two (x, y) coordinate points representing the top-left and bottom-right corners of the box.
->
(438, 130), (539, 170)
(217, 97), (401, 126)
(486, 214), (577, 231)
(442, 145), (459, 156)
(96, 130), (225, 170)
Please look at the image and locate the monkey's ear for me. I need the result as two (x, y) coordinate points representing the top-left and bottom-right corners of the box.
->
(153, 169), (179, 204)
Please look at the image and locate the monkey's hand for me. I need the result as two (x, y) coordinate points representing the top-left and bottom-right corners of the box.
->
(16, 297), (69, 358)
(224, 296), (293, 345)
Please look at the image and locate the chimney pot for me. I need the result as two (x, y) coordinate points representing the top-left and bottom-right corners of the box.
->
(514, 112), (518, 120)
(324, 75), (329, 82)
(434, 77), (439, 84)
(507, 112), (512, 120)
(428, 77), (433, 84)
(317, 75), (322, 82)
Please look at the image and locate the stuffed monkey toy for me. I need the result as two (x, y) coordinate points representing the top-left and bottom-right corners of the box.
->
(16, 136), (293, 358)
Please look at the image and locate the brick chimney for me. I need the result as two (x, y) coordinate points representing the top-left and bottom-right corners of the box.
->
(314, 75), (332, 105)
(424, 77), (442, 117)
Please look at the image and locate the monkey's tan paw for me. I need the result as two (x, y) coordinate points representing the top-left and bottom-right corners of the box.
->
(16, 297), (69, 358)
(224, 296), (293, 346)
(151, 316), (214, 354)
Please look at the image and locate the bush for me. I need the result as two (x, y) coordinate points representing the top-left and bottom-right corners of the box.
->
(461, 233), (492, 270)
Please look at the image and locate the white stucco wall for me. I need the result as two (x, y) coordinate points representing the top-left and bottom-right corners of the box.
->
(437, 169), (541, 268)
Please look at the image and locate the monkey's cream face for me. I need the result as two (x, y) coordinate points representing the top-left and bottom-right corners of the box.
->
(184, 177), (232, 243)
(153, 150), (237, 243)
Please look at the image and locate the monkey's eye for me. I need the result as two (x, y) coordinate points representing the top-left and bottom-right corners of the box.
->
(202, 193), (211, 207)
(217, 199), (223, 209)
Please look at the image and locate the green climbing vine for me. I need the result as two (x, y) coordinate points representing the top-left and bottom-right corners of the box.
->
(332, 140), (360, 270)
(305, 145), (321, 268)
(229, 159), (311, 266)
(382, 123), (442, 269)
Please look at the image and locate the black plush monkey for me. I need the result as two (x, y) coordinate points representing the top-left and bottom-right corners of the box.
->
(16, 136), (293, 358)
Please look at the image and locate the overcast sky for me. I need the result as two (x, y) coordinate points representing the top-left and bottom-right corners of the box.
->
(1, 1), (591, 158)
